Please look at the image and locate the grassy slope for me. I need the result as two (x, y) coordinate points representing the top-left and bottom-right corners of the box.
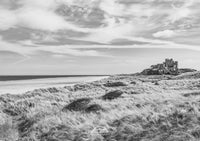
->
(1, 73), (200, 141)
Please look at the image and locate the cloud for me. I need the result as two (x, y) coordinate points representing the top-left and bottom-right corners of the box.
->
(168, 2), (192, 23)
(0, 37), (108, 58)
(99, 0), (125, 16)
(82, 17), (134, 43)
(17, 8), (70, 31)
(153, 30), (177, 38)
(0, 8), (17, 30)
(18, 0), (58, 9)
(0, 0), (200, 47)
(0, 0), (89, 32)
(36, 46), (107, 57)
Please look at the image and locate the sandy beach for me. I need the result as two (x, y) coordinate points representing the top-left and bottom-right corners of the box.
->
(0, 76), (108, 94)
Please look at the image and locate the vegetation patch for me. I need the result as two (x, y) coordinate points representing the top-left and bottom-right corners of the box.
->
(130, 81), (137, 84)
(40, 125), (75, 141)
(183, 92), (200, 97)
(102, 90), (123, 100)
(104, 110), (199, 141)
(2, 105), (25, 116)
(85, 104), (104, 113)
(17, 116), (35, 138)
(103, 81), (127, 87)
(73, 83), (94, 91)
(62, 98), (91, 112)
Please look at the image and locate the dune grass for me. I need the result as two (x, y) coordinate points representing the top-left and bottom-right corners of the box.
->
(1, 74), (200, 140)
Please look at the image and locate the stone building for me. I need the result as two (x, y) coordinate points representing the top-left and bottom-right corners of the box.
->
(141, 58), (179, 75)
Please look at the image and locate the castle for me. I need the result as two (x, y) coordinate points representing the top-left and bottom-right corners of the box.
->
(142, 59), (179, 75)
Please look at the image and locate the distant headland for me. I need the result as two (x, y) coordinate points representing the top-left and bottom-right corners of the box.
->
(141, 58), (196, 75)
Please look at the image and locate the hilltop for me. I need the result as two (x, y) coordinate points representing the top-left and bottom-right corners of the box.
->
(141, 58), (196, 75)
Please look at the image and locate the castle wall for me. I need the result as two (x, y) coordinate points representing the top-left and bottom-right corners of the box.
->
(142, 59), (179, 75)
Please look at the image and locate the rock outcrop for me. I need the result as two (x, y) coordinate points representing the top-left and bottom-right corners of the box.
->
(141, 58), (179, 75)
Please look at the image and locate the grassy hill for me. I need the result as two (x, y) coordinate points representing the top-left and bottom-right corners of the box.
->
(1, 72), (200, 140)
(173, 71), (200, 80)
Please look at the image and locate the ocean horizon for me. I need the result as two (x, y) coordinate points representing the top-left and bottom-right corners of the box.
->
(0, 75), (110, 81)
(0, 76), (109, 94)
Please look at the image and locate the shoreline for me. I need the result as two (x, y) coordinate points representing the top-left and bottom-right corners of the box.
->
(0, 76), (109, 95)
(0, 75), (110, 81)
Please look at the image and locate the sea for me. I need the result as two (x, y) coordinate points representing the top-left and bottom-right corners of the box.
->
(0, 75), (109, 94)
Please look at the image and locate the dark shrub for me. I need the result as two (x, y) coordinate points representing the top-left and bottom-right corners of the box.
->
(191, 128), (200, 138)
(85, 104), (104, 113)
(103, 81), (127, 87)
(136, 104), (142, 108)
(3, 101), (32, 117)
(183, 92), (200, 97)
(47, 87), (60, 93)
(17, 116), (35, 137)
(102, 90), (123, 100)
(73, 84), (92, 91)
(3, 108), (20, 116)
(2, 105), (24, 116)
(130, 81), (136, 85)
(130, 91), (139, 94)
(154, 81), (159, 85)
(62, 98), (91, 112)
(40, 125), (74, 141)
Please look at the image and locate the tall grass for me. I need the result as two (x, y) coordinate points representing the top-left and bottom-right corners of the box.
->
(1, 75), (200, 140)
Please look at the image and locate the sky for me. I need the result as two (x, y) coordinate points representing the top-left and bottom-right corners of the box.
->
(0, 0), (200, 75)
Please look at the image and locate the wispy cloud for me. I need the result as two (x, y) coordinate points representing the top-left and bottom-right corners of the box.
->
(0, 37), (109, 58)
(153, 30), (177, 38)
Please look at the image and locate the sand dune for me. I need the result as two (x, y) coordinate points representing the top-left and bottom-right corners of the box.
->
(1, 72), (200, 140)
